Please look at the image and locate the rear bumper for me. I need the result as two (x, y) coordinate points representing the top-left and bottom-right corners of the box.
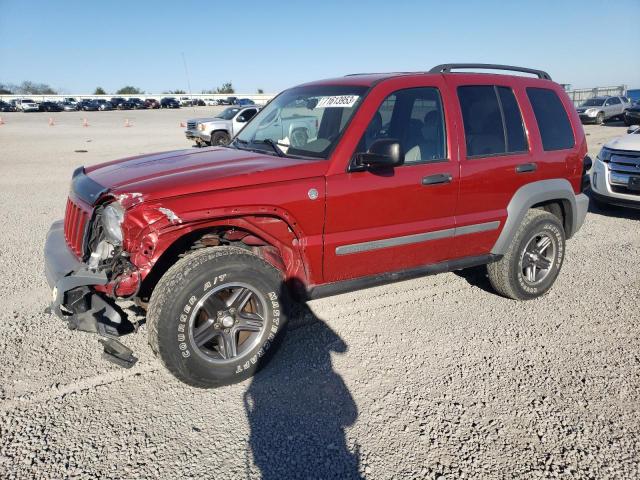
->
(44, 221), (130, 336)
(574, 192), (589, 234)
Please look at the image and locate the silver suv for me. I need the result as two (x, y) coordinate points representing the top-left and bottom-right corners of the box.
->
(576, 96), (630, 124)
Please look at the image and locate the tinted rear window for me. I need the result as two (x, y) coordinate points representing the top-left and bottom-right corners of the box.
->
(458, 85), (528, 157)
(526, 87), (575, 151)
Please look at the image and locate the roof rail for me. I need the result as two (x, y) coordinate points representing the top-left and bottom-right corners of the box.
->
(429, 63), (552, 80)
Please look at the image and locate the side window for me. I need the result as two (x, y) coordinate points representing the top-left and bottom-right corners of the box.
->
(526, 87), (575, 151)
(458, 85), (530, 157)
(497, 87), (528, 153)
(609, 97), (621, 105)
(242, 109), (257, 121)
(357, 87), (447, 164)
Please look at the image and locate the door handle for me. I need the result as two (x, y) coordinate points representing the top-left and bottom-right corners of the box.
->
(516, 162), (537, 173)
(421, 173), (452, 185)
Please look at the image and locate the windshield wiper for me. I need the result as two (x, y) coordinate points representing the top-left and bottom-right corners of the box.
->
(255, 138), (285, 157)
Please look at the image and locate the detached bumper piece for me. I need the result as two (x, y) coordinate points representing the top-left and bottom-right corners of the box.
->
(44, 220), (138, 368)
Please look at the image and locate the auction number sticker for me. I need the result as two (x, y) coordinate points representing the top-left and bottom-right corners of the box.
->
(315, 95), (359, 108)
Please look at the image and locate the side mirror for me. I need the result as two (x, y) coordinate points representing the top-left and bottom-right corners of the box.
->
(355, 139), (404, 170)
(627, 125), (640, 134)
(236, 116), (247, 123)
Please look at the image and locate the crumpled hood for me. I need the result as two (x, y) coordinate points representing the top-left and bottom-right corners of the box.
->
(84, 146), (323, 203)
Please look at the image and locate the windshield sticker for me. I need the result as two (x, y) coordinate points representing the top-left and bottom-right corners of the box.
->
(315, 95), (359, 108)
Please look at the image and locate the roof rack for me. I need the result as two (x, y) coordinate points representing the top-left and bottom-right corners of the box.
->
(429, 63), (551, 80)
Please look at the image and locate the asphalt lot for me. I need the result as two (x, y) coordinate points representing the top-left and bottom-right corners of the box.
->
(0, 109), (638, 479)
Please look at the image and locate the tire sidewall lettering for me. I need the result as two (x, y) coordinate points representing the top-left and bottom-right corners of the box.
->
(176, 274), (280, 375)
(516, 221), (564, 295)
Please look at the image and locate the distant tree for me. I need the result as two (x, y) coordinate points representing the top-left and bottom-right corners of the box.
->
(15, 81), (57, 94)
(165, 89), (186, 94)
(0, 83), (12, 94)
(257, 88), (264, 94)
(216, 82), (235, 94)
(116, 86), (144, 95)
(94, 87), (106, 95)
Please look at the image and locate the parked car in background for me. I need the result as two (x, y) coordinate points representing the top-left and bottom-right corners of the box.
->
(590, 127), (640, 209)
(116, 100), (134, 110)
(160, 97), (180, 108)
(14, 98), (40, 112)
(95, 99), (113, 111)
(60, 101), (78, 112)
(128, 98), (146, 109)
(44, 63), (590, 387)
(77, 100), (100, 111)
(38, 101), (63, 112)
(179, 96), (194, 106)
(109, 97), (127, 109)
(576, 96), (628, 124)
(0, 100), (17, 112)
(204, 98), (219, 106)
(218, 96), (238, 105)
(185, 105), (261, 146)
(237, 98), (255, 106)
(144, 98), (160, 109)
(623, 99), (640, 126)
(62, 97), (78, 106)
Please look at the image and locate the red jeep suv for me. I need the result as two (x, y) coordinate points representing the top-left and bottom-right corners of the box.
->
(45, 64), (590, 387)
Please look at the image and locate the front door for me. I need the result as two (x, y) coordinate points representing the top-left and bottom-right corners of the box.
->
(323, 81), (459, 283)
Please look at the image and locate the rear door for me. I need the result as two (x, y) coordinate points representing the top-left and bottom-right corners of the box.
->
(323, 77), (460, 282)
(446, 76), (537, 258)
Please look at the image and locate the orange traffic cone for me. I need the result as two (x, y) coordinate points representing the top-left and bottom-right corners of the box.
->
(179, 121), (186, 128)
(124, 118), (132, 127)
(83, 118), (89, 127)
(0, 117), (4, 125)
(48, 117), (55, 126)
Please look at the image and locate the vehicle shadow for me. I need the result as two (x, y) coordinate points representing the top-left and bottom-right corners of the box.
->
(600, 119), (630, 128)
(587, 191), (640, 220)
(243, 290), (362, 479)
(453, 265), (496, 295)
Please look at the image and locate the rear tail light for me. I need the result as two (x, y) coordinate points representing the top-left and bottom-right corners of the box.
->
(581, 155), (592, 192)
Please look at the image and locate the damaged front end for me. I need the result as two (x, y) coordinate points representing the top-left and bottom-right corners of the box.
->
(44, 168), (140, 367)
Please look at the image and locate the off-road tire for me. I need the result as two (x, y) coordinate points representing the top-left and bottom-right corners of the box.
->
(210, 131), (231, 146)
(487, 209), (565, 300)
(147, 246), (290, 388)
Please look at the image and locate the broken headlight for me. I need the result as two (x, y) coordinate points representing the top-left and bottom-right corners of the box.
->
(102, 203), (124, 245)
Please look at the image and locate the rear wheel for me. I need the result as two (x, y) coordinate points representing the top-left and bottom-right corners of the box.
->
(487, 209), (565, 300)
(210, 131), (231, 146)
(147, 247), (289, 388)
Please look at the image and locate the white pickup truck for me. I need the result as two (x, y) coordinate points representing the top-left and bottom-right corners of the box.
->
(13, 98), (40, 112)
(185, 106), (261, 146)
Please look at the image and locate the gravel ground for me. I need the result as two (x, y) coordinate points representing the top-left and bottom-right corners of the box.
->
(0, 109), (638, 479)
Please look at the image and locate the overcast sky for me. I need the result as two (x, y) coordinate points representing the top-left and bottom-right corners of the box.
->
(1, 0), (639, 94)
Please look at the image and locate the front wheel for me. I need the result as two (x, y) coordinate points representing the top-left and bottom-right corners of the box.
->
(487, 209), (565, 300)
(210, 131), (231, 146)
(147, 247), (290, 388)
(596, 112), (605, 125)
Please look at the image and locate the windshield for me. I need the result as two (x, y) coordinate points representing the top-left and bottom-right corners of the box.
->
(235, 85), (367, 159)
(216, 107), (241, 120)
(582, 98), (605, 107)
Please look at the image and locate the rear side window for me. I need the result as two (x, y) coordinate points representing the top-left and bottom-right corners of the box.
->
(457, 85), (528, 157)
(526, 87), (575, 151)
